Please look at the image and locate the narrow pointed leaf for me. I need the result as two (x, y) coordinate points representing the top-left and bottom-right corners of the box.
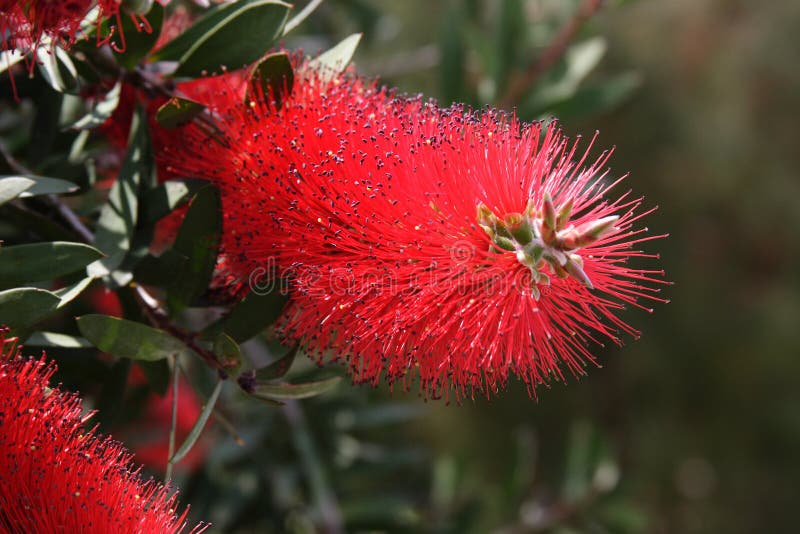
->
(160, 0), (290, 78)
(170, 379), (224, 465)
(155, 97), (206, 128)
(254, 345), (298, 381)
(37, 46), (78, 93)
(67, 81), (122, 130)
(0, 177), (34, 205)
(25, 331), (92, 348)
(88, 107), (153, 277)
(202, 286), (288, 342)
(133, 250), (189, 287)
(140, 180), (200, 224)
(0, 242), (103, 289)
(77, 314), (195, 361)
(309, 33), (362, 78)
(17, 176), (79, 197)
(166, 186), (222, 314)
(53, 277), (94, 308)
(0, 174), (77, 202)
(253, 376), (341, 400)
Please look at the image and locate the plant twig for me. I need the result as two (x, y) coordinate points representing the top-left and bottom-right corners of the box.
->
(132, 284), (226, 375)
(500, 0), (604, 108)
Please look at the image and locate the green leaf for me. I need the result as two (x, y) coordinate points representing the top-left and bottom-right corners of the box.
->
(0, 50), (24, 75)
(254, 345), (298, 381)
(140, 180), (199, 224)
(155, 97), (206, 128)
(170, 378), (224, 465)
(17, 175), (80, 197)
(133, 250), (188, 286)
(213, 332), (243, 376)
(202, 287), (288, 342)
(156, 0), (290, 78)
(0, 288), (60, 331)
(166, 186), (222, 315)
(25, 331), (92, 348)
(87, 106), (153, 278)
(253, 376), (341, 400)
(53, 277), (94, 308)
(1, 174), (79, 203)
(111, 4), (164, 69)
(66, 80), (122, 130)
(521, 37), (608, 116)
(0, 176), (34, 205)
(153, 1), (244, 62)
(36, 46), (79, 93)
(0, 242), (104, 289)
(309, 33), (362, 78)
(247, 52), (293, 107)
(77, 314), (195, 361)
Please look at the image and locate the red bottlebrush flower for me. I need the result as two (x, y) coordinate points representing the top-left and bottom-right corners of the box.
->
(162, 65), (668, 400)
(0, 0), (92, 54)
(0, 329), (205, 532)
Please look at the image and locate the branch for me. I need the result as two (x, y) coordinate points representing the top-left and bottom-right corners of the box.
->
(500, 0), (604, 108)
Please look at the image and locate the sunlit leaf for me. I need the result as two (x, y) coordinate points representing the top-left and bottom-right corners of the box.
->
(17, 175), (80, 197)
(309, 33), (362, 79)
(156, 0), (291, 78)
(25, 331), (92, 348)
(77, 314), (195, 361)
(67, 80), (122, 130)
(37, 46), (79, 93)
(140, 180), (200, 224)
(0, 176), (34, 205)
(53, 276), (93, 308)
(87, 106), (153, 278)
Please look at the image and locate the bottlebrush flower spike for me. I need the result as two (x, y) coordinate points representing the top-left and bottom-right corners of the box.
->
(163, 63), (669, 400)
(0, 328), (205, 532)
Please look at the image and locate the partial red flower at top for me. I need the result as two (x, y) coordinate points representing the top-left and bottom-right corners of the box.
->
(0, 0), (169, 66)
(162, 63), (669, 400)
(0, 0), (92, 55)
(0, 328), (206, 532)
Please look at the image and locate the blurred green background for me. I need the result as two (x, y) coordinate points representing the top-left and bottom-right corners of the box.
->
(274, 0), (800, 532)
